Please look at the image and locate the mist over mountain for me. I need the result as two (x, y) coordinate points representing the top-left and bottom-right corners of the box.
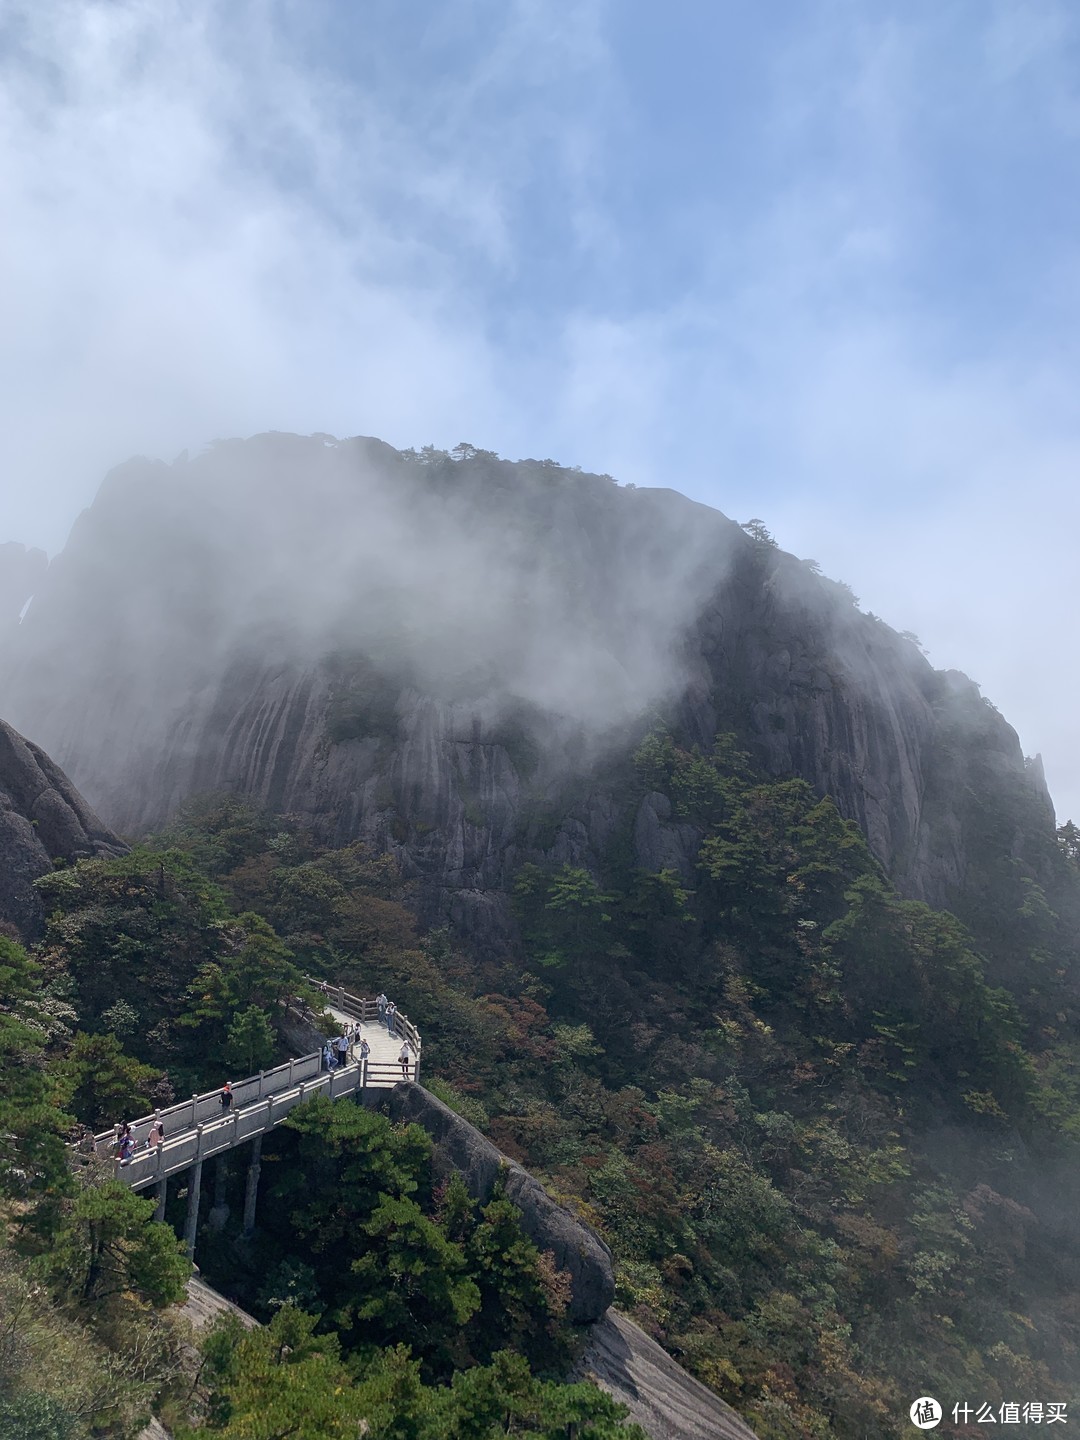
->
(0, 433), (1056, 939)
(0, 542), (46, 627)
(5, 432), (1080, 1438)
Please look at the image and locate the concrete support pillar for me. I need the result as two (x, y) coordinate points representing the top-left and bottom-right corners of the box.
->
(184, 1159), (203, 1261)
(154, 1177), (167, 1222)
(242, 1135), (262, 1237)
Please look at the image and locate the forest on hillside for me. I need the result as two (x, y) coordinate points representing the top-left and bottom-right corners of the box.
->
(3, 727), (1080, 1438)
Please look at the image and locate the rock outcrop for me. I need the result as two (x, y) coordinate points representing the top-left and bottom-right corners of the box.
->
(381, 1081), (615, 1324)
(0, 717), (125, 938)
(579, 1309), (757, 1440)
(0, 434), (1056, 937)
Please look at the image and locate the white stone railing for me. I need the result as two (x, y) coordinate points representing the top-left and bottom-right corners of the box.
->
(85, 983), (421, 1192)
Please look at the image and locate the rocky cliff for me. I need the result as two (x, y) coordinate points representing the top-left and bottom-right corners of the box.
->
(0, 717), (125, 938)
(0, 434), (1055, 938)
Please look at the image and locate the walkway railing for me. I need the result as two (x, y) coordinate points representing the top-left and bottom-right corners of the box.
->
(306, 978), (423, 1057)
(85, 984), (421, 1192)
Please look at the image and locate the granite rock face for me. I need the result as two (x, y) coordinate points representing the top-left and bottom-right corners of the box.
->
(0, 717), (125, 938)
(0, 435), (1056, 937)
(578, 1308), (758, 1440)
(382, 1081), (615, 1324)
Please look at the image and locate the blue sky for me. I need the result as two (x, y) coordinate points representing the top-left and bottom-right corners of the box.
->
(2, 0), (1079, 819)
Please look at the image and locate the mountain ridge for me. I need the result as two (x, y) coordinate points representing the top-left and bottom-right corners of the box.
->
(0, 433), (1056, 941)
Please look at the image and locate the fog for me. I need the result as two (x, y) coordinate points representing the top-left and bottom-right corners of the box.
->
(74, 436), (732, 731)
(2, 0), (1078, 827)
(0, 435), (754, 838)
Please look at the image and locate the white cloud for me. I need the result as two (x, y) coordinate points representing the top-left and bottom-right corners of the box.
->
(2, 0), (1078, 823)
(0, 0), (612, 548)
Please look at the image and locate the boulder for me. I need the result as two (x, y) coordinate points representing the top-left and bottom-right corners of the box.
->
(0, 717), (124, 938)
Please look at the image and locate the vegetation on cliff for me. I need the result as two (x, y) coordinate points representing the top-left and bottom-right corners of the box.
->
(0, 890), (643, 1437)
(2, 713), (1079, 1437)
(155, 734), (1080, 1437)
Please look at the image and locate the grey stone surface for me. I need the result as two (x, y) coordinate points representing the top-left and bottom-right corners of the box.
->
(0, 716), (124, 938)
(0, 435), (1056, 936)
(279, 1007), (330, 1057)
(579, 1308), (758, 1440)
(382, 1082), (615, 1324)
(136, 1279), (259, 1440)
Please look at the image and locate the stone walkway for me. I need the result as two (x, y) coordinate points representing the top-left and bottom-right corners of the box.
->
(88, 984), (420, 1193)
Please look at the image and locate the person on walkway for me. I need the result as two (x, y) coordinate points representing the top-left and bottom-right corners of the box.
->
(336, 1032), (350, 1067)
(146, 1119), (165, 1149)
(323, 1042), (336, 1071)
(117, 1124), (135, 1165)
(398, 1040), (412, 1080)
(220, 1081), (233, 1112)
(376, 992), (388, 1024)
(358, 1036), (370, 1065)
(385, 1001), (397, 1036)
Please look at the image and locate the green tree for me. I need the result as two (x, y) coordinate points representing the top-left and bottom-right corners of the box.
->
(47, 1180), (189, 1307)
(428, 1349), (647, 1439)
(35, 849), (234, 1089)
(0, 1393), (80, 1440)
(740, 518), (777, 547)
(0, 937), (72, 1204)
(226, 1005), (275, 1074)
(178, 1308), (367, 1440)
(463, 1189), (570, 1365)
(274, 1095), (432, 1250)
(1057, 820), (1080, 867)
(186, 914), (308, 1041)
(181, 1312), (644, 1440)
(351, 1195), (480, 1368)
(513, 865), (613, 972)
(54, 1031), (163, 1130)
